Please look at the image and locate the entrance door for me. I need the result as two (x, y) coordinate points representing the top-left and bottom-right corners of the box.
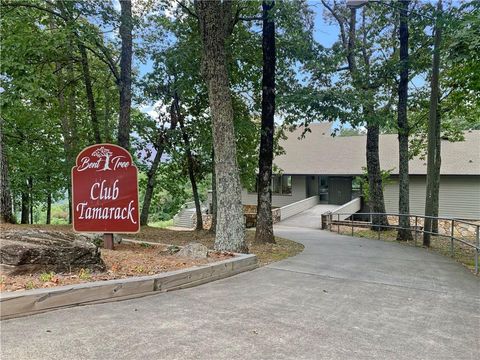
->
(328, 177), (352, 205)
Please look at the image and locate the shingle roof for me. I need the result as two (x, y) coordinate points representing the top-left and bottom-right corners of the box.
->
(274, 123), (480, 176)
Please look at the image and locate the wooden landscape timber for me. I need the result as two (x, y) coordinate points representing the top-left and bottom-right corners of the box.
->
(0, 253), (257, 319)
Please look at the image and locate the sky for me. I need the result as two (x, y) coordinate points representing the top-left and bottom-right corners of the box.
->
(137, 1), (342, 119)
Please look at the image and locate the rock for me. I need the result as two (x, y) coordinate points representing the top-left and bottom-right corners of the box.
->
(176, 243), (208, 259)
(167, 245), (181, 255)
(0, 230), (106, 275)
(80, 233), (123, 246)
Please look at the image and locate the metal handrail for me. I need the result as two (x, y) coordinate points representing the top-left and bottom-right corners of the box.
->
(324, 212), (480, 274)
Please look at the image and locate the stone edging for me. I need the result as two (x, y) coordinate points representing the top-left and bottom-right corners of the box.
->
(0, 253), (257, 320)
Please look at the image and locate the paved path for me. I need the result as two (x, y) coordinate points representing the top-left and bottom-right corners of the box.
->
(279, 204), (338, 229)
(1, 226), (479, 360)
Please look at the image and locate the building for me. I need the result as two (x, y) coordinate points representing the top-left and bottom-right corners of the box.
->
(241, 123), (480, 220)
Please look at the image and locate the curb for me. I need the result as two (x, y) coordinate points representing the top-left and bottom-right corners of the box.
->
(0, 253), (257, 320)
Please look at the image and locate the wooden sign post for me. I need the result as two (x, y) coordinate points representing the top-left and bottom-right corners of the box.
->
(72, 144), (140, 249)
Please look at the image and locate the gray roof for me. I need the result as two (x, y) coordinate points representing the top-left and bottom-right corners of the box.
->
(274, 123), (480, 176)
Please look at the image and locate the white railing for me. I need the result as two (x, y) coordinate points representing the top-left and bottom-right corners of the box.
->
(330, 197), (361, 221)
(279, 196), (319, 220)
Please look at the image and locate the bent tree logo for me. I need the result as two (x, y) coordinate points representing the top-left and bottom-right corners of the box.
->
(72, 144), (140, 233)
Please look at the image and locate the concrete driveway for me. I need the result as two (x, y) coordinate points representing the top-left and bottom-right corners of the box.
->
(1, 225), (479, 360)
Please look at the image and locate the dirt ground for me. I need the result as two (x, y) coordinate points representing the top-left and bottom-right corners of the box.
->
(0, 224), (304, 292)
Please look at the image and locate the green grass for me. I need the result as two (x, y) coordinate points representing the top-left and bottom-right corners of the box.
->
(148, 219), (174, 228)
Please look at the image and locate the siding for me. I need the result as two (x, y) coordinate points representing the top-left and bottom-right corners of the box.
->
(241, 175), (307, 207)
(384, 176), (480, 219)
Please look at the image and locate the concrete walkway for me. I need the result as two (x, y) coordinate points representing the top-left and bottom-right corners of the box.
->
(1, 226), (479, 360)
(279, 204), (339, 229)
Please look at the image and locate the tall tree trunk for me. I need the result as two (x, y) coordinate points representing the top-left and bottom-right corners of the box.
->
(431, 105), (442, 233)
(28, 177), (33, 224)
(195, 0), (247, 253)
(255, 0), (276, 244)
(104, 74), (113, 143)
(366, 122), (389, 230)
(117, 0), (133, 149)
(210, 156), (217, 233)
(46, 192), (52, 225)
(423, 0), (443, 247)
(140, 141), (165, 226)
(0, 117), (15, 223)
(396, 0), (413, 240)
(78, 44), (101, 144)
(140, 102), (178, 226)
(21, 191), (29, 224)
(55, 62), (74, 224)
(174, 93), (203, 231)
(343, 6), (388, 230)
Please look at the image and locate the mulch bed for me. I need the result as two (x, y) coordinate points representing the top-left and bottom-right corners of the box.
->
(0, 241), (233, 292)
(0, 224), (304, 292)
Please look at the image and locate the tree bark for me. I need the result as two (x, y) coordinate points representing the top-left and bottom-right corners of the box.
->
(21, 191), (29, 224)
(255, 0), (276, 244)
(117, 0), (133, 149)
(46, 192), (52, 225)
(366, 122), (389, 229)
(210, 154), (217, 233)
(431, 105), (442, 233)
(423, 0), (443, 247)
(78, 43), (101, 144)
(0, 117), (15, 223)
(195, 0), (247, 252)
(396, 0), (413, 241)
(174, 93), (203, 231)
(29, 176), (33, 224)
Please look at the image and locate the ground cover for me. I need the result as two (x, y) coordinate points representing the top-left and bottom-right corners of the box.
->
(333, 225), (477, 274)
(0, 224), (304, 292)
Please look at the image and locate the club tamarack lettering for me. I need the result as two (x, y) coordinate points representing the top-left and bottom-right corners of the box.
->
(75, 179), (137, 224)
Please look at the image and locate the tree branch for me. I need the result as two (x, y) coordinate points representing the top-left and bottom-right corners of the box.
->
(177, 1), (198, 19)
(0, 1), (67, 20)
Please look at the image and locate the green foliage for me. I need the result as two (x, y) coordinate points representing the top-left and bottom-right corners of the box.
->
(39, 272), (55, 282)
(148, 219), (174, 228)
(78, 268), (92, 281)
(355, 167), (394, 203)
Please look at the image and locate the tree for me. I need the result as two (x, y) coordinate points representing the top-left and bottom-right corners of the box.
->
(117, 0), (133, 149)
(195, 0), (247, 252)
(173, 92), (204, 230)
(396, 0), (413, 241)
(255, 0), (276, 244)
(423, 0), (443, 247)
(321, 1), (390, 230)
(0, 117), (14, 223)
(137, 108), (177, 226)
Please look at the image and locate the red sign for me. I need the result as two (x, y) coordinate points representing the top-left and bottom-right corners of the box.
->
(72, 144), (140, 233)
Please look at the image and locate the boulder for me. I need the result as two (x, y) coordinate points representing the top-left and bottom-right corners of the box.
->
(81, 233), (123, 246)
(176, 243), (208, 259)
(0, 230), (106, 275)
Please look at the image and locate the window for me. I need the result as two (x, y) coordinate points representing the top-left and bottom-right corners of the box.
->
(272, 174), (292, 195)
(281, 175), (292, 195)
(272, 175), (280, 194)
(250, 174), (292, 195)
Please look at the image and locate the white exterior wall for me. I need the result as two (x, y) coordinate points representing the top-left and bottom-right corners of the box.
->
(241, 175), (307, 207)
(384, 176), (480, 220)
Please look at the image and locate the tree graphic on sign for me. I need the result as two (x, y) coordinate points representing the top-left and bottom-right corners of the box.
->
(92, 146), (113, 171)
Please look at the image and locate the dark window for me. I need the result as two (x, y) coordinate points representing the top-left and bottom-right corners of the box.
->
(250, 174), (292, 195)
(282, 175), (292, 194)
